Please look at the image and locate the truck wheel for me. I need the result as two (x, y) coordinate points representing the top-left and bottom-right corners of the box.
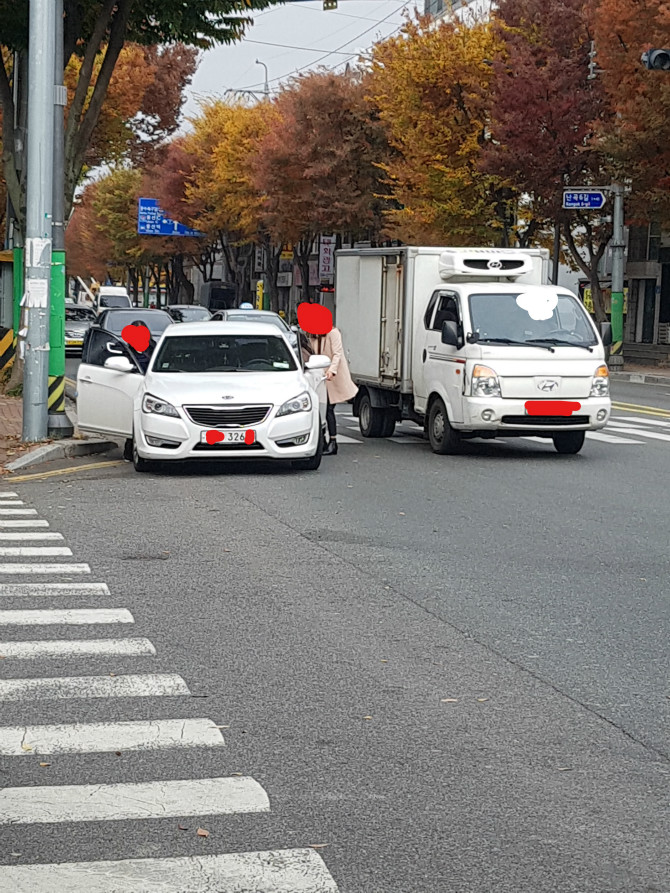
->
(552, 431), (585, 454)
(380, 413), (396, 438)
(359, 392), (385, 438)
(428, 398), (462, 454)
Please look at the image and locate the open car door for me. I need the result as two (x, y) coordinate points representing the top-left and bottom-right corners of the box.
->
(303, 358), (328, 425)
(76, 331), (144, 437)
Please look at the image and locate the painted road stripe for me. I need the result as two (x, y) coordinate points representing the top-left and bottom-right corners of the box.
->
(0, 582), (109, 596)
(0, 492), (19, 498)
(0, 508), (37, 516)
(0, 718), (224, 756)
(0, 638), (156, 659)
(0, 520), (49, 528)
(0, 776), (270, 824)
(612, 401), (670, 418)
(0, 673), (190, 701)
(0, 500), (24, 505)
(0, 850), (339, 893)
(337, 434), (362, 445)
(586, 431), (643, 444)
(612, 414), (670, 428)
(0, 546), (72, 556)
(606, 425), (670, 443)
(8, 461), (124, 483)
(0, 563), (90, 574)
(0, 608), (134, 626)
(0, 532), (64, 541)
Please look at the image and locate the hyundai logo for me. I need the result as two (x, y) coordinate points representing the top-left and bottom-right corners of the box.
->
(538, 379), (558, 392)
(487, 259), (502, 270)
(221, 395), (235, 400)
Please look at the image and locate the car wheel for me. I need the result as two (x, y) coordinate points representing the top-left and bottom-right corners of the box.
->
(123, 438), (133, 461)
(359, 392), (386, 438)
(132, 436), (154, 473)
(552, 430), (585, 454)
(427, 397), (462, 454)
(292, 427), (323, 471)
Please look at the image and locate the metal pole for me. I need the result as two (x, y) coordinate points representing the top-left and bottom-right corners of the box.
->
(609, 183), (625, 368)
(256, 60), (269, 96)
(48, 0), (74, 437)
(551, 222), (560, 285)
(22, 0), (55, 441)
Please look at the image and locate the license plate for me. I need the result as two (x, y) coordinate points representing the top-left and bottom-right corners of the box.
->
(66, 339), (83, 346)
(200, 429), (254, 444)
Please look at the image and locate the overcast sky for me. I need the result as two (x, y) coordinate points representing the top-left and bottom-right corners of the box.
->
(182, 1), (413, 122)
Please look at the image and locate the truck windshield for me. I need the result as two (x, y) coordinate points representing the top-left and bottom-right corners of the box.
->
(468, 292), (597, 348)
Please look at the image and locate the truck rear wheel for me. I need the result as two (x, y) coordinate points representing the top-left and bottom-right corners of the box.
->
(428, 398), (462, 454)
(359, 392), (386, 438)
(552, 431), (585, 454)
(380, 414), (396, 438)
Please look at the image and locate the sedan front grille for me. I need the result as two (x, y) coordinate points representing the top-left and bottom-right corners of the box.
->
(184, 404), (272, 428)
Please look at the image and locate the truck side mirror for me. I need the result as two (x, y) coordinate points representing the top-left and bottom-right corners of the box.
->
(600, 321), (612, 347)
(441, 320), (459, 347)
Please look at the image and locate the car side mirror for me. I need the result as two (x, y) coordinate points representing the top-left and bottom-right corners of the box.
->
(305, 354), (331, 370)
(290, 325), (300, 334)
(600, 321), (613, 347)
(104, 356), (134, 373)
(441, 320), (459, 347)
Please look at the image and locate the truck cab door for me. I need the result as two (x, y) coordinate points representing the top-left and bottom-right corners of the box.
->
(76, 330), (144, 437)
(416, 291), (465, 423)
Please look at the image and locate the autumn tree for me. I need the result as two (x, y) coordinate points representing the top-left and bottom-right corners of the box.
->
(65, 185), (113, 283)
(253, 70), (391, 300)
(368, 13), (509, 246)
(483, 0), (616, 320)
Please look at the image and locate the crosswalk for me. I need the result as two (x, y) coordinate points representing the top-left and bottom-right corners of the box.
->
(0, 490), (340, 891)
(335, 412), (670, 449)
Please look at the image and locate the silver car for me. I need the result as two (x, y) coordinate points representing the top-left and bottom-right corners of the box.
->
(211, 309), (299, 354)
(65, 303), (96, 355)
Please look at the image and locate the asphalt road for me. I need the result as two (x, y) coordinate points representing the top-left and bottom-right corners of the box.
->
(0, 383), (668, 892)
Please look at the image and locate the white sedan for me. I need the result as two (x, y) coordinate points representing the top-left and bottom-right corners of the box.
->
(76, 322), (330, 472)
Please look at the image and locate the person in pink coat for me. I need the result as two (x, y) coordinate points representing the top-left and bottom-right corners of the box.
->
(298, 304), (358, 456)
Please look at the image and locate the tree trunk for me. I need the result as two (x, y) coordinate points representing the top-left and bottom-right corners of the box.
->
(295, 236), (314, 302)
(563, 221), (609, 324)
(263, 235), (282, 314)
(172, 254), (194, 304)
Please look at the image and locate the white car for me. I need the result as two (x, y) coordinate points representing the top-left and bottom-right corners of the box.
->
(76, 322), (330, 472)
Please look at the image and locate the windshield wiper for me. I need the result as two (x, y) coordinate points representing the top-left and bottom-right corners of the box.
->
(525, 338), (593, 352)
(476, 337), (554, 353)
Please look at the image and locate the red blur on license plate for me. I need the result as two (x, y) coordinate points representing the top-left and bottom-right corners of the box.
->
(204, 430), (255, 445)
(524, 401), (581, 416)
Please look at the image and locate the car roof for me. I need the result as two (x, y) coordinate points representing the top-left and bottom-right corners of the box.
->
(162, 321), (284, 337)
(169, 304), (209, 310)
(99, 308), (171, 315)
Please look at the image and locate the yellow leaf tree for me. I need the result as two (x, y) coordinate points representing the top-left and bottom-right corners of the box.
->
(369, 13), (510, 245)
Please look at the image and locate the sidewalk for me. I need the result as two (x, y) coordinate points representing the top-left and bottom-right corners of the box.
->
(0, 395), (35, 472)
(609, 364), (670, 385)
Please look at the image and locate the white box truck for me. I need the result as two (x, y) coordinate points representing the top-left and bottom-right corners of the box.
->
(334, 246), (612, 454)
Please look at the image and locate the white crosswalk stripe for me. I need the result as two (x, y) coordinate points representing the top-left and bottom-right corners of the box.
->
(0, 493), (341, 893)
(0, 850), (339, 893)
(607, 423), (670, 442)
(587, 431), (644, 444)
(0, 492), (19, 498)
(0, 718), (225, 755)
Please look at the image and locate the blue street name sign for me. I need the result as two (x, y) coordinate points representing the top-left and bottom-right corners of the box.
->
(562, 190), (606, 210)
(137, 198), (203, 237)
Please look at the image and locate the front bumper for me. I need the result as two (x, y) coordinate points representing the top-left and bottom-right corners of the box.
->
(456, 396), (611, 435)
(135, 406), (321, 461)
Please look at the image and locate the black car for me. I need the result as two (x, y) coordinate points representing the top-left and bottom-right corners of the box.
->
(81, 308), (174, 372)
(166, 304), (212, 323)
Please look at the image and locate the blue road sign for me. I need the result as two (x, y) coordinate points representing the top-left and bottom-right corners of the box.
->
(137, 198), (203, 237)
(562, 190), (606, 210)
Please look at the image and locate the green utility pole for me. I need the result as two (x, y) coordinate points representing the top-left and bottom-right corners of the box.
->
(609, 184), (625, 368)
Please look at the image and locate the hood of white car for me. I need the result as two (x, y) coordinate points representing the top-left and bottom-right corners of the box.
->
(142, 370), (310, 408)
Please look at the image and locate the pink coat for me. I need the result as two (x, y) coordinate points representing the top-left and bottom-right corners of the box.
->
(310, 327), (358, 404)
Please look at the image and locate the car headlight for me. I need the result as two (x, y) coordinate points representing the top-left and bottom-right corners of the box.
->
(142, 394), (180, 417)
(590, 364), (609, 397)
(471, 364), (501, 397)
(276, 391), (312, 416)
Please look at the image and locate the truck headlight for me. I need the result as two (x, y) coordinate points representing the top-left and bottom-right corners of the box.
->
(142, 394), (180, 417)
(471, 365), (501, 397)
(277, 391), (312, 416)
(590, 365), (609, 397)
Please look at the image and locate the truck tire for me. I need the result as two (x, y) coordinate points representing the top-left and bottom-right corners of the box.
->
(427, 397), (462, 454)
(359, 392), (385, 438)
(552, 431), (585, 454)
(380, 413), (396, 438)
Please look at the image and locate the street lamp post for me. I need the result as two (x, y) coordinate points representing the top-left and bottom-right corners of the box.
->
(256, 60), (269, 96)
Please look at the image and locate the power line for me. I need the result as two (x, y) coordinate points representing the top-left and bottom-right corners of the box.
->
(243, 38), (363, 55)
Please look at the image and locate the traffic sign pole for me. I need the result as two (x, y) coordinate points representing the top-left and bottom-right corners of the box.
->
(609, 184), (625, 368)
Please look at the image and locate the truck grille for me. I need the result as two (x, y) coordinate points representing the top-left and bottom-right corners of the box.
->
(184, 405), (271, 428)
(501, 415), (590, 427)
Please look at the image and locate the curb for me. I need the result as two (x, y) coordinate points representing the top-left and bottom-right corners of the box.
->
(4, 438), (118, 472)
(610, 371), (670, 386)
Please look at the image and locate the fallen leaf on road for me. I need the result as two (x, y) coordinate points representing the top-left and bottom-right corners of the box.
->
(308, 844), (328, 849)
(398, 512), (405, 516)
(39, 762), (50, 767)
(232, 772), (243, 776)
(380, 659), (388, 663)
(115, 751), (122, 756)
(178, 824), (189, 831)
(557, 767), (572, 771)
(440, 698), (458, 703)
(196, 828), (210, 837)
(363, 716), (373, 720)
(21, 744), (32, 751)
(109, 673), (116, 677)
(10, 853), (20, 857)
(477, 698), (489, 702)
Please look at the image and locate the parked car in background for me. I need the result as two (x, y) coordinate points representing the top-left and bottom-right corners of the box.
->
(81, 308), (174, 374)
(166, 305), (213, 323)
(210, 308), (299, 354)
(95, 286), (132, 312)
(76, 321), (330, 473)
(64, 302), (96, 355)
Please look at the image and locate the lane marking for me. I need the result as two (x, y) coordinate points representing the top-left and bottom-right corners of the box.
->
(612, 401), (670, 418)
(337, 434), (362, 445)
(0, 500), (23, 505)
(0, 582), (109, 596)
(0, 509), (37, 516)
(0, 673), (190, 701)
(0, 608), (134, 626)
(585, 431), (643, 444)
(0, 775), (270, 824)
(0, 637), (156, 660)
(611, 414), (670, 428)
(0, 520), (49, 528)
(0, 849), (339, 893)
(0, 493), (19, 498)
(603, 425), (670, 443)
(0, 718), (224, 756)
(0, 563), (90, 574)
(0, 546), (72, 557)
(0, 532), (64, 541)
(7, 461), (124, 483)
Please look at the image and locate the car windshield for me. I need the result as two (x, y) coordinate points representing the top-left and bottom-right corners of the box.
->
(152, 334), (297, 373)
(225, 312), (289, 332)
(103, 311), (172, 338)
(468, 292), (598, 347)
(99, 295), (131, 308)
(169, 306), (211, 321)
(65, 307), (95, 322)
